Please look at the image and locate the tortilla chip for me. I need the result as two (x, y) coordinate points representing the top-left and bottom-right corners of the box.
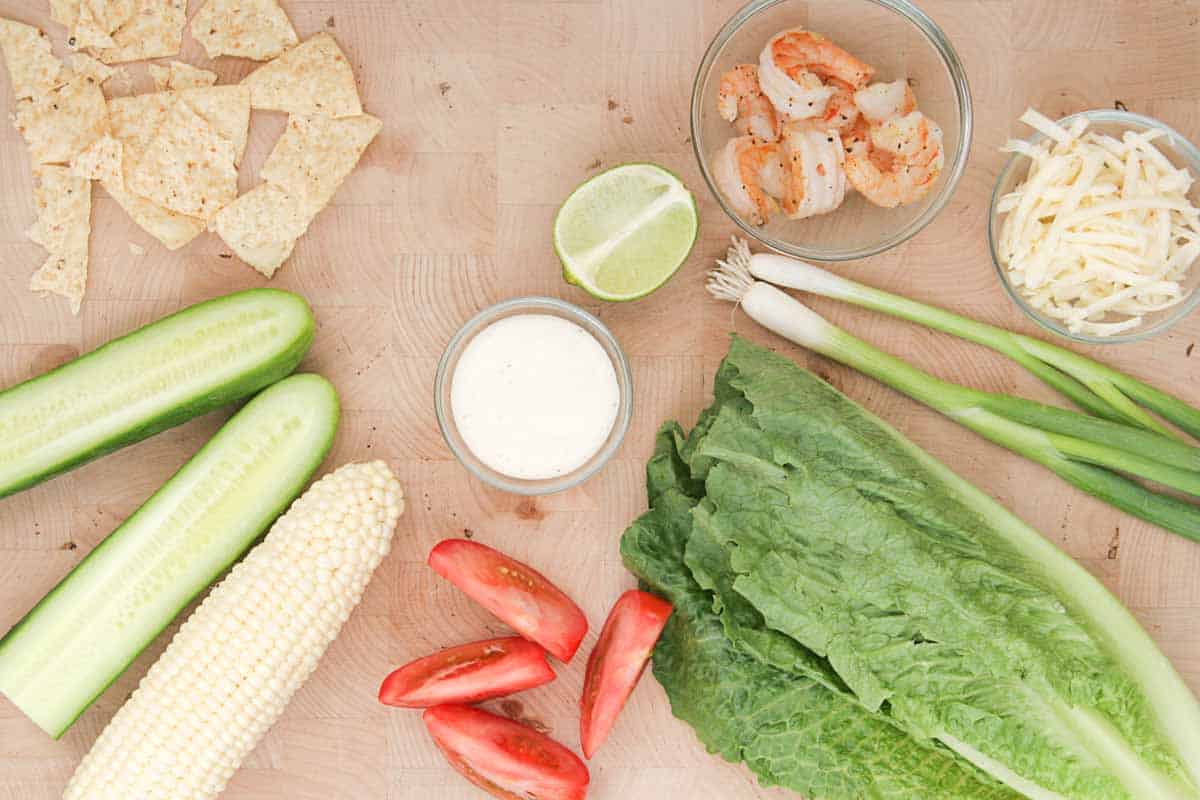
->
(15, 73), (109, 164)
(149, 60), (217, 91)
(261, 113), (381, 215)
(27, 164), (91, 314)
(28, 164), (91, 250)
(51, 1), (81, 27)
(70, 52), (115, 83)
(73, 0), (137, 50)
(178, 84), (250, 163)
(107, 91), (172, 154)
(192, 0), (298, 61)
(126, 98), (238, 220)
(103, 170), (206, 249)
(241, 33), (362, 118)
(108, 86), (248, 160)
(147, 63), (169, 90)
(96, 0), (185, 64)
(71, 133), (122, 181)
(31, 248), (90, 314)
(212, 183), (313, 277)
(101, 93), (206, 248)
(0, 19), (66, 100)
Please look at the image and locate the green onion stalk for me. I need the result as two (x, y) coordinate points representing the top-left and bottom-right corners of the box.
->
(708, 239), (1200, 542)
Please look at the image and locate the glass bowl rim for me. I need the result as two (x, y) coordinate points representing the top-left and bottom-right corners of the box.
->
(691, 0), (974, 262)
(433, 296), (634, 496)
(987, 108), (1200, 345)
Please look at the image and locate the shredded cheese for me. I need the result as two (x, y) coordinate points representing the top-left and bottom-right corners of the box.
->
(997, 108), (1200, 337)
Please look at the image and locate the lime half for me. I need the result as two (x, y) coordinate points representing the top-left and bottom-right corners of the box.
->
(555, 163), (699, 302)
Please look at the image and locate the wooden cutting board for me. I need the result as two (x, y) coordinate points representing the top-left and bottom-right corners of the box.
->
(1, 1), (1198, 798)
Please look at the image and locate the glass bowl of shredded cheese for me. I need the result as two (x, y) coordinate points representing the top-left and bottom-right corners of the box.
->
(989, 108), (1200, 343)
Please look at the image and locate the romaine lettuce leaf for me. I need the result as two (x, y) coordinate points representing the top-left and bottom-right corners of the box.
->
(623, 427), (1020, 800)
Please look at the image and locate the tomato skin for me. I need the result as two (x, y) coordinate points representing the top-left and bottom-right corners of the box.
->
(424, 704), (590, 800)
(579, 590), (673, 759)
(428, 539), (589, 663)
(379, 637), (556, 708)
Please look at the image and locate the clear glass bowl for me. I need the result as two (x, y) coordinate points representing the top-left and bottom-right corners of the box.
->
(693, 0), (973, 261)
(988, 110), (1200, 345)
(434, 297), (634, 496)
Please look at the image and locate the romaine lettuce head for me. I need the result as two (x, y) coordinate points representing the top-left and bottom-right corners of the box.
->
(621, 337), (1200, 800)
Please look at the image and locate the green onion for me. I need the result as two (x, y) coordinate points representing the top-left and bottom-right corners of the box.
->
(718, 238), (1200, 439)
(708, 243), (1200, 541)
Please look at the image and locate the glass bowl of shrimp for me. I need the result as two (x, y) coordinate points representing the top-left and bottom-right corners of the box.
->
(693, 0), (972, 261)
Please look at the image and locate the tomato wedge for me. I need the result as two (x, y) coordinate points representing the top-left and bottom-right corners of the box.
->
(379, 637), (555, 708)
(428, 539), (589, 663)
(424, 704), (590, 800)
(579, 590), (673, 758)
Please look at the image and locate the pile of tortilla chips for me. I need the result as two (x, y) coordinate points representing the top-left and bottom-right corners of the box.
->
(0, 0), (381, 314)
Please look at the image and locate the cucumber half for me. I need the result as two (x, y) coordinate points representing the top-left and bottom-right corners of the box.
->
(0, 288), (315, 499)
(0, 374), (339, 737)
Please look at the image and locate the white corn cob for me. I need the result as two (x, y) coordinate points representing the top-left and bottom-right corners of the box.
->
(64, 461), (405, 800)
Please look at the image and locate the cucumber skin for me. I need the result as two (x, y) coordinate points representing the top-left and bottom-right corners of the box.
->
(0, 288), (316, 499)
(0, 374), (340, 738)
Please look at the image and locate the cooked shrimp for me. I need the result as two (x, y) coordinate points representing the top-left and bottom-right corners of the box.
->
(842, 117), (891, 171)
(712, 136), (783, 225)
(872, 111), (943, 166)
(779, 123), (847, 219)
(845, 156), (943, 208)
(844, 111), (944, 207)
(758, 53), (835, 122)
(854, 79), (916, 125)
(758, 147), (789, 201)
(717, 64), (782, 141)
(772, 29), (874, 85)
(788, 77), (860, 134)
(759, 29), (873, 123)
(735, 92), (783, 140)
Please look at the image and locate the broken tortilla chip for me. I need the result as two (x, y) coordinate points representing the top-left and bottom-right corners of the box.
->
(107, 91), (173, 154)
(107, 85), (249, 163)
(149, 60), (217, 91)
(69, 52), (115, 82)
(241, 32), (362, 118)
(70, 133), (122, 181)
(212, 183), (313, 277)
(73, 0), (137, 51)
(211, 112), (379, 278)
(96, 0), (185, 64)
(177, 84), (250, 163)
(147, 63), (169, 90)
(15, 73), (109, 164)
(27, 164), (91, 314)
(0, 19), (66, 100)
(261, 113), (381, 215)
(126, 97), (238, 220)
(51, 1), (81, 28)
(104, 93), (206, 249)
(103, 170), (206, 250)
(192, 0), (298, 61)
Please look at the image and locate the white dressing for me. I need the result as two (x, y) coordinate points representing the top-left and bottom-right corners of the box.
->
(451, 314), (619, 481)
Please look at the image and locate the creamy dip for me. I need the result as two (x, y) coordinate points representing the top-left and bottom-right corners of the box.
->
(451, 314), (620, 481)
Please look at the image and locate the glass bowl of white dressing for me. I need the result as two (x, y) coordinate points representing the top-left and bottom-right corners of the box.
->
(434, 297), (634, 495)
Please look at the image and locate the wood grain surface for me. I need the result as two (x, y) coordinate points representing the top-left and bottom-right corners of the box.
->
(1, 1), (1199, 798)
